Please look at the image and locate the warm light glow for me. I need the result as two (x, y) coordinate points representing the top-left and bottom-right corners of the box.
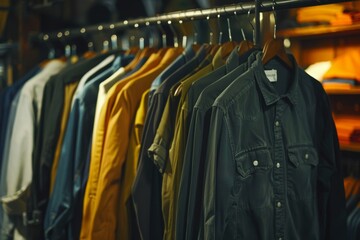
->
(284, 38), (291, 48)
(270, 13), (275, 25)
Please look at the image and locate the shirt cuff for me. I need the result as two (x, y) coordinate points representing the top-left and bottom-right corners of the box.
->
(148, 135), (168, 174)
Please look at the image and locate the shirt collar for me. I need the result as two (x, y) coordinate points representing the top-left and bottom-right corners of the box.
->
(252, 52), (299, 106)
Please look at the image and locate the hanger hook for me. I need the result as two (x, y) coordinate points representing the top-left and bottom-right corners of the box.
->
(223, 6), (232, 42)
(191, 17), (198, 45)
(216, 9), (223, 44)
(206, 14), (214, 45)
(157, 20), (167, 47)
(226, 18), (232, 42)
(247, 8), (255, 43)
(272, 0), (277, 39)
(168, 20), (179, 48)
(235, 6), (246, 41)
(178, 19), (187, 48)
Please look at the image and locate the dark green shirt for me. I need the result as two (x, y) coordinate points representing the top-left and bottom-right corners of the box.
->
(203, 53), (346, 240)
(177, 49), (258, 240)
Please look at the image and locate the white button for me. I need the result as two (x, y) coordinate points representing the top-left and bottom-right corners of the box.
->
(253, 160), (259, 166)
(277, 201), (281, 208)
(279, 238), (282, 240)
(275, 121), (280, 126)
(305, 153), (309, 159)
(276, 162), (280, 168)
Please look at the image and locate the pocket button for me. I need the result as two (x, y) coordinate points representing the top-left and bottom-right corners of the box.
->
(253, 160), (259, 166)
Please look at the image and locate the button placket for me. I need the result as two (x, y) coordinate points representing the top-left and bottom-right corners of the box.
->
(273, 101), (287, 239)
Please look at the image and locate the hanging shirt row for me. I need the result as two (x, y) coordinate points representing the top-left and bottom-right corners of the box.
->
(0, 40), (347, 240)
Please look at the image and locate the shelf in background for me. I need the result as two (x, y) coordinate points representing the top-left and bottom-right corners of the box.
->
(325, 88), (360, 95)
(340, 142), (360, 152)
(277, 23), (360, 39)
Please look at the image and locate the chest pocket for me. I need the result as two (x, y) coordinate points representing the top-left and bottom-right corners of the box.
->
(232, 147), (274, 210)
(287, 146), (319, 200)
(236, 147), (273, 179)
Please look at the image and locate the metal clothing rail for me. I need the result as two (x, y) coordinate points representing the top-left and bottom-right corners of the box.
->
(36, 0), (344, 46)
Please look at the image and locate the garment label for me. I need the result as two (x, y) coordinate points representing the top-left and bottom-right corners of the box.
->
(265, 69), (277, 82)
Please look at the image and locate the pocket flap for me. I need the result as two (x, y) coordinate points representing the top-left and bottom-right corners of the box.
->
(288, 146), (318, 167)
(236, 148), (273, 178)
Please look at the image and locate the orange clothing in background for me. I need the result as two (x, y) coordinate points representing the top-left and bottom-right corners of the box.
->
(119, 89), (150, 239)
(296, 4), (353, 25)
(81, 50), (163, 240)
(344, 176), (360, 200)
(81, 48), (182, 240)
(333, 117), (360, 144)
(323, 49), (360, 82)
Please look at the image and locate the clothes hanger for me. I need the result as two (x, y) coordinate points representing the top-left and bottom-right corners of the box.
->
(111, 34), (118, 50)
(206, 15), (220, 55)
(262, 0), (292, 68)
(235, 7), (255, 56)
(102, 40), (110, 53)
(124, 27), (141, 55)
(178, 19), (188, 49)
(189, 17), (201, 52)
(154, 20), (167, 49)
(215, 8), (237, 60)
(65, 44), (71, 58)
(217, 13), (223, 45)
(168, 20), (180, 48)
(47, 42), (56, 60)
(70, 44), (79, 63)
(83, 41), (95, 57)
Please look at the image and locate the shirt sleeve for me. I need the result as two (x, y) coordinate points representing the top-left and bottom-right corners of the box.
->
(1, 92), (34, 214)
(178, 107), (208, 240)
(44, 99), (80, 239)
(148, 92), (180, 173)
(316, 85), (347, 240)
(203, 106), (235, 240)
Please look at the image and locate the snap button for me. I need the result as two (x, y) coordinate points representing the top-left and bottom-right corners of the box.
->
(253, 160), (259, 166)
(275, 121), (280, 127)
(305, 153), (309, 159)
(276, 162), (280, 168)
(277, 201), (281, 208)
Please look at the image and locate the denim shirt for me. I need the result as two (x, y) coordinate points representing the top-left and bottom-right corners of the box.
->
(44, 56), (123, 240)
(203, 53), (346, 240)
